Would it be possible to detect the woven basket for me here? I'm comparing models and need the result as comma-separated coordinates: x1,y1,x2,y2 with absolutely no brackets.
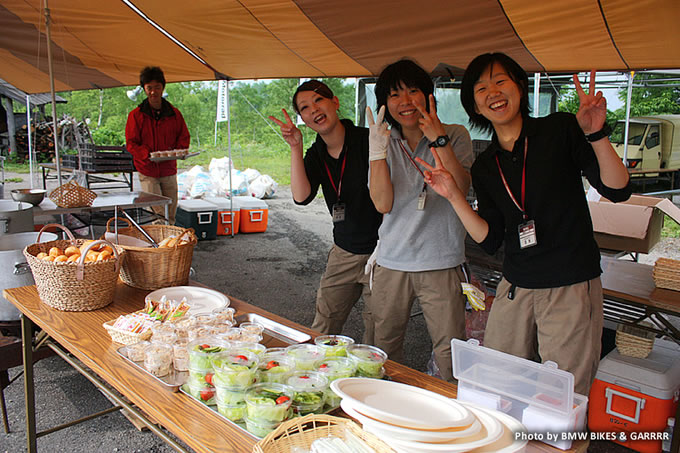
615,323,655,359
49,180,97,208
103,318,153,345
253,414,394,453
653,257,680,291
103,218,197,290
24,224,124,312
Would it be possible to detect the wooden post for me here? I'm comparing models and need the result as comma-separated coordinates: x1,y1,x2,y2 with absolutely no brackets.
1,96,17,157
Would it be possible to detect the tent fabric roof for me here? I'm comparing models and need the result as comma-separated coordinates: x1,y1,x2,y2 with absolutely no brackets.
1,0,679,94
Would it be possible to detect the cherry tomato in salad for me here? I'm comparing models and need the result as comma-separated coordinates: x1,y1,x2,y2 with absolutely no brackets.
200,389,215,401
266,360,279,370
319,363,328,369
200,344,210,350
204,373,214,385
275,396,290,405
235,355,248,362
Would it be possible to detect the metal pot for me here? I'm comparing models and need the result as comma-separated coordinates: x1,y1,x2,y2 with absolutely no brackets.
0,200,34,235
0,231,57,320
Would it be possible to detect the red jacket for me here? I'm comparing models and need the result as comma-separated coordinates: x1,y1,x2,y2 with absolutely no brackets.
125,99,190,178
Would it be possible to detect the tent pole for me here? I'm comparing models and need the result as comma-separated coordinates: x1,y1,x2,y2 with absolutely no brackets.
26,95,34,189
227,80,234,237
533,73,540,117
623,71,635,167
44,0,62,187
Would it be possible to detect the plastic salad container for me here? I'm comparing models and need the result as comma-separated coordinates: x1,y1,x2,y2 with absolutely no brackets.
286,344,324,371
314,335,355,357
245,383,295,428
211,349,259,389
286,371,328,416
314,357,357,408
257,354,295,384
347,344,387,378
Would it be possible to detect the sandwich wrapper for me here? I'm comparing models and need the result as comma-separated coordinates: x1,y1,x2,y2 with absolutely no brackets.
104,232,153,248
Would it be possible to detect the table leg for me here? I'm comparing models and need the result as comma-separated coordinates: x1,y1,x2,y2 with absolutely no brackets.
165,205,169,225
21,315,37,453
41,167,47,190
129,171,134,192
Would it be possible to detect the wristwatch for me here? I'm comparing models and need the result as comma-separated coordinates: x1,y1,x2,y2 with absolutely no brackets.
428,135,451,148
585,123,612,142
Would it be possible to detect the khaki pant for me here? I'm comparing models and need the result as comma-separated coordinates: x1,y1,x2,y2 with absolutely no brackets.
483,277,603,395
311,245,374,344
138,173,178,225
369,265,466,382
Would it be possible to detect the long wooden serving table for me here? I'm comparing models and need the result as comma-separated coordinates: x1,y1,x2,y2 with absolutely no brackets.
4,282,586,453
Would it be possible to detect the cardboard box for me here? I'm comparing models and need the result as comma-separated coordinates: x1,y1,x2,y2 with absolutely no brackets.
588,194,680,253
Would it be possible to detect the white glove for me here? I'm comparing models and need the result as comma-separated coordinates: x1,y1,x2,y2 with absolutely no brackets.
364,241,379,290
366,106,390,161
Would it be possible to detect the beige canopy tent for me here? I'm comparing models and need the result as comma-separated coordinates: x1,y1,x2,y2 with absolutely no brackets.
1,0,679,94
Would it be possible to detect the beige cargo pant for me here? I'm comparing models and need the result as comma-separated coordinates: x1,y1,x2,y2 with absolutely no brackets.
138,173,178,225
311,245,375,344
368,265,467,382
483,277,603,395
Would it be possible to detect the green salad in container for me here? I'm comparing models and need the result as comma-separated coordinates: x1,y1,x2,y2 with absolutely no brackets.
347,344,387,378
286,371,328,416
212,349,259,388
256,354,295,384
217,401,246,422
314,335,355,357
285,344,324,371
314,357,357,408
187,337,227,370
244,383,295,423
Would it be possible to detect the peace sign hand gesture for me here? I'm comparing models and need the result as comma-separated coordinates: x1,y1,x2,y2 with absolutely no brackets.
415,94,447,142
269,109,303,149
416,147,466,204
574,70,607,135
366,105,390,161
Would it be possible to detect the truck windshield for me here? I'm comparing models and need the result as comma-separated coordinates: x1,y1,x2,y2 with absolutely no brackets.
611,122,646,145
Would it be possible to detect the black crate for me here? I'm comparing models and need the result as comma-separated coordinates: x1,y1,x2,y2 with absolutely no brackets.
61,155,78,169
79,156,135,172
79,144,133,161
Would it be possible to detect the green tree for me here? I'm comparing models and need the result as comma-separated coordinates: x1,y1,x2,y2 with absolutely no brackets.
615,74,680,117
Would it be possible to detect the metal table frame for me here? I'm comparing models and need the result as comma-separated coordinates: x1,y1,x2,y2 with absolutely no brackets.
39,163,134,191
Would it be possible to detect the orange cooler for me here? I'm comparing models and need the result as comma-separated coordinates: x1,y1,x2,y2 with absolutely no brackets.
588,339,680,453
233,196,268,233
205,197,240,236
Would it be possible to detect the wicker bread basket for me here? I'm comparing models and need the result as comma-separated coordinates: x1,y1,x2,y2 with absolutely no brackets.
653,257,680,291
103,218,197,290
24,224,124,312
48,180,97,208
253,414,394,453
615,323,655,359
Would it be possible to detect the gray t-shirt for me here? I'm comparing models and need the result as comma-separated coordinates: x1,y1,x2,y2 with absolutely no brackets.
373,124,473,272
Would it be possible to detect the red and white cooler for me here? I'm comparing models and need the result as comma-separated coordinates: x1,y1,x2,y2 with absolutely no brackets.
588,338,680,453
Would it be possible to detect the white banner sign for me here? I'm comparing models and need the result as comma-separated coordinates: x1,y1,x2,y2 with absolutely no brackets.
216,80,229,122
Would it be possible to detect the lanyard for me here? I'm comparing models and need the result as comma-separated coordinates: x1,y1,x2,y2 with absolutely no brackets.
495,137,529,220
322,150,347,200
396,140,426,179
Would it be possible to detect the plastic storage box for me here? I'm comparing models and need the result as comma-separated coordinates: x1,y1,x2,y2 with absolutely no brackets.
205,196,240,236
589,338,680,453
233,196,268,233
176,199,217,241
451,338,588,450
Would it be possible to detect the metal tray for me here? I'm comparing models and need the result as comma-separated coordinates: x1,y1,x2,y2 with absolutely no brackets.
149,151,200,162
116,346,188,392
235,313,311,347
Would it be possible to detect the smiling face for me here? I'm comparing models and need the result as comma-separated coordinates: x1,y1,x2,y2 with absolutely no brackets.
295,90,341,135
473,63,524,133
386,82,426,131
143,80,164,110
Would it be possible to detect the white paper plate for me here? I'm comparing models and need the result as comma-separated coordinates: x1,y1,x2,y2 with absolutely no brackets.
145,286,230,315
464,402,528,453
331,378,474,430
373,404,504,453
341,399,482,443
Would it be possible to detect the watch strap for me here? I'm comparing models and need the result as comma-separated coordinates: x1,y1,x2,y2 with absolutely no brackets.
585,123,612,142
428,135,450,148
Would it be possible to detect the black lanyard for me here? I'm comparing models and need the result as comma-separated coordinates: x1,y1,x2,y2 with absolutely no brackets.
495,137,529,220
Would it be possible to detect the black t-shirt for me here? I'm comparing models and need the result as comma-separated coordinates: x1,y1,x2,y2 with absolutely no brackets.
296,119,382,255
472,113,632,288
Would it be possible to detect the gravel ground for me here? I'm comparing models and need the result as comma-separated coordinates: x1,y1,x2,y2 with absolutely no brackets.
3,170,677,452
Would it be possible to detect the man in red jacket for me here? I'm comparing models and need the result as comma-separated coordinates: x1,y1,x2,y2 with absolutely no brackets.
125,66,190,224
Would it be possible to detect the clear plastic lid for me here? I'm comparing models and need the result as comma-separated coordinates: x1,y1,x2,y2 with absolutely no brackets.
286,371,329,391
451,338,575,415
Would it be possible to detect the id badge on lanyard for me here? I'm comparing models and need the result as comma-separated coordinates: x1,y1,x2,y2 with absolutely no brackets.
496,137,537,249
332,203,346,222
323,151,347,223
417,184,427,210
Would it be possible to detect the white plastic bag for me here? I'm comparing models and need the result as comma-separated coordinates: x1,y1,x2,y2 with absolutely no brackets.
242,168,261,183
177,171,196,199
208,157,234,174
188,171,213,198
249,174,278,199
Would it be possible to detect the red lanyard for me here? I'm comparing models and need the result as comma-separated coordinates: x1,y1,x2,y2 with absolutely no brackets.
495,137,529,220
322,151,347,200
397,140,426,179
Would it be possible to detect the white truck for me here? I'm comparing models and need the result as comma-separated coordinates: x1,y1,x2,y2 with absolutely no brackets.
610,115,680,189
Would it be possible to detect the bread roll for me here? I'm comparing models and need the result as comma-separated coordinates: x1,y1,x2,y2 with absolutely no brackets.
49,247,63,257
37,252,48,259
67,254,81,263
64,246,80,257
54,255,69,263
158,236,173,248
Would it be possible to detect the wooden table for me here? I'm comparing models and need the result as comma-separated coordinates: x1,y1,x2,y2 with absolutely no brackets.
3,282,587,453
39,163,135,191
